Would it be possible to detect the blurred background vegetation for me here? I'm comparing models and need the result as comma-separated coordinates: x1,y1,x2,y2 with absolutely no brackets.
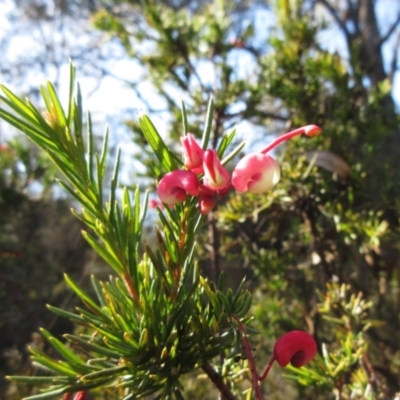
1,0,399,399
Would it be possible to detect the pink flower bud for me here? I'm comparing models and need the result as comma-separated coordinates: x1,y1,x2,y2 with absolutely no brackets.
157,170,200,205
149,199,164,209
73,391,88,400
203,150,230,190
273,330,317,368
63,391,91,400
198,194,216,215
303,125,322,137
181,133,204,174
232,153,280,193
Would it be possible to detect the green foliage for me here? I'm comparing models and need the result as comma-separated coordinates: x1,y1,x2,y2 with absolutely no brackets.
0,64,254,399
98,0,398,398
285,283,382,399
2,0,400,398
0,135,95,399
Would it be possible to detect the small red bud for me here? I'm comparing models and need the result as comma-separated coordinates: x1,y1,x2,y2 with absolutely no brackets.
149,198,164,209
303,125,321,137
73,391,88,400
198,194,216,215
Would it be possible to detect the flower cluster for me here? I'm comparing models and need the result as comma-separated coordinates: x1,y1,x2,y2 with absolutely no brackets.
157,125,321,214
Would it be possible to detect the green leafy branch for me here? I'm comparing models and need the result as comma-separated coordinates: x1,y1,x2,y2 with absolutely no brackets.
0,63,254,399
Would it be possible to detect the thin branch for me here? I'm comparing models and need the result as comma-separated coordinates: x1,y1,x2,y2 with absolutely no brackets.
241,45,261,59
232,316,264,400
388,33,400,83
201,361,238,400
302,209,331,282
379,12,400,46
316,0,351,42
345,0,354,12
316,0,346,30
208,193,221,286
361,353,388,399
345,0,360,36
225,109,287,122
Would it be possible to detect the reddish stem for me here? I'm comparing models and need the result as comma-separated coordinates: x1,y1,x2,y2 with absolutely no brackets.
258,355,276,381
123,273,138,302
232,316,264,400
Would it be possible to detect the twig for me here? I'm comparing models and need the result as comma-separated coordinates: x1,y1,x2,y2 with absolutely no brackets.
201,361,237,400
208,212,221,285
379,12,400,46
361,353,389,399
388,33,400,83
316,0,351,43
232,316,264,400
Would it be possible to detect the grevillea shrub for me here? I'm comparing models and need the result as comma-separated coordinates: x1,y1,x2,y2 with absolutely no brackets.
0,65,320,399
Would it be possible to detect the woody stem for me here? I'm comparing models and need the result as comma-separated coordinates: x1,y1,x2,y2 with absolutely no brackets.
232,316,264,400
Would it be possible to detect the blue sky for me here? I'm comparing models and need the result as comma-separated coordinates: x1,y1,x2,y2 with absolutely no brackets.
0,0,399,140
